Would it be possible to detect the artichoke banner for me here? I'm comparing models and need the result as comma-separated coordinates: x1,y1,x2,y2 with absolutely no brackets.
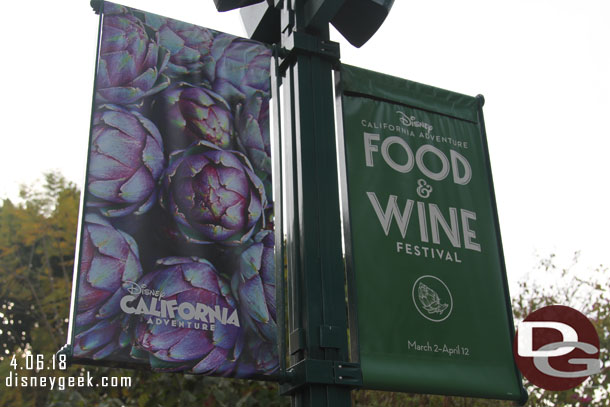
66,1,277,380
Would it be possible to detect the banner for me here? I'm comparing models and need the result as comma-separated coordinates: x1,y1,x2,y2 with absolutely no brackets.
337,65,526,400
66,1,277,379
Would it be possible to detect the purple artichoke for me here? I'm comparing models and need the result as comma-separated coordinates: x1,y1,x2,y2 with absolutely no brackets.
202,34,271,107
231,230,276,343
102,3,130,16
96,11,170,104
142,14,215,78
131,257,244,375
161,140,266,245
75,212,143,329
87,104,165,217
158,83,235,150
235,92,271,176
73,315,132,360
246,335,279,374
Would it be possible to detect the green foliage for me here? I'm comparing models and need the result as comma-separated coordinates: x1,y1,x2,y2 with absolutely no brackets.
43,369,288,407
352,391,513,406
0,172,79,407
0,172,79,357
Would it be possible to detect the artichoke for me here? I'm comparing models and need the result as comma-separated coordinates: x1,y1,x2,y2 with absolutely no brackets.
102,2,130,16
161,140,266,245
73,315,131,360
417,282,448,315
96,11,170,105
157,83,235,151
202,34,271,107
230,230,278,374
142,14,215,78
75,212,143,329
131,257,244,375
87,104,165,217
245,334,279,374
235,92,271,176
231,230,276,343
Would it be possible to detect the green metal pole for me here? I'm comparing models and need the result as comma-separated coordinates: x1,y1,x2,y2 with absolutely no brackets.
278,1,355,406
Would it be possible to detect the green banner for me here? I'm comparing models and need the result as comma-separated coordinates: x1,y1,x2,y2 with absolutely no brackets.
338,65,526,401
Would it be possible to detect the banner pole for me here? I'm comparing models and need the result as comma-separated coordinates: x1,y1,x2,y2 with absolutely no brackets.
277,1,357,406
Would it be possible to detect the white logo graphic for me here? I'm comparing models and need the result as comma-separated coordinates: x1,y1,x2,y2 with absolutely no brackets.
517,321,577,357
125,281,142,295
517,321,602,378
119,281,240,328
412,275,453,322
396,111,433,135
123,280,163,298
417,283,448,315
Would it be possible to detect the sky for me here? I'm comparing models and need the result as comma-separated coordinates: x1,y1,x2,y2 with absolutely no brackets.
1,0,609,292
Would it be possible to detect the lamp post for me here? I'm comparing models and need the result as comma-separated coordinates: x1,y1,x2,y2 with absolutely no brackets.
274,2,351,406
214,1,393,406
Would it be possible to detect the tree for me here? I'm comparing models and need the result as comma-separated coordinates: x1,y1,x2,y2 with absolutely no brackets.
0,172,79,406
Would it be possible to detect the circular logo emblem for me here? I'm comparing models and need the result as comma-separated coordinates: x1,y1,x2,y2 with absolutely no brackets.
514,305,601,391
412,275,453,322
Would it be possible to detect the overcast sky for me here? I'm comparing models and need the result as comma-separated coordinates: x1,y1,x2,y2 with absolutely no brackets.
1,0,608,291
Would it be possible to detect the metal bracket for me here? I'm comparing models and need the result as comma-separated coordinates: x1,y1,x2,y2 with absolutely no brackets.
91,0,103,14
280,3,294,34
334,362,363,386
279,360,362,395
279,31,340,73
289,328,306,355
319,325,347,349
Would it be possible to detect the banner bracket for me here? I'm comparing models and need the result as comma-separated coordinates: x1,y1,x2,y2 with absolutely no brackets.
319,325,347,349
90,0,102,14
289,328,306,355
279,31,340,73
279,360,362,395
